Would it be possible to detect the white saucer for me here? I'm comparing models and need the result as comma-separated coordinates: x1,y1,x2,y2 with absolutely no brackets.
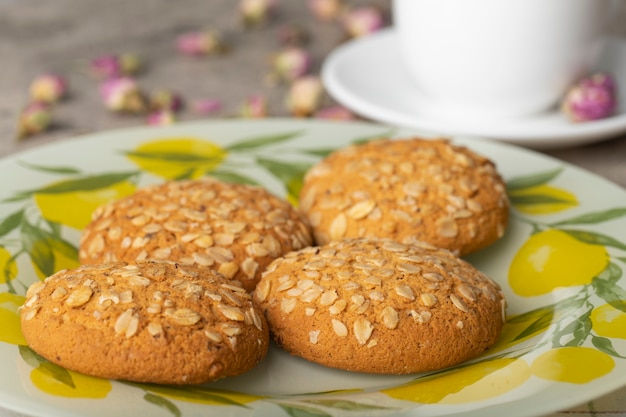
322,28,626,149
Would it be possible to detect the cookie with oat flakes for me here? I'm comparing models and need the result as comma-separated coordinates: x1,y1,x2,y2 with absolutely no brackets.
79,178,313,291
254,237,505,374
299,138,509,256
20,260,269,384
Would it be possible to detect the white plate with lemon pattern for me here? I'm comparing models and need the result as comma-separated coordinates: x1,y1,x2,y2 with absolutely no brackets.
1,119,626,417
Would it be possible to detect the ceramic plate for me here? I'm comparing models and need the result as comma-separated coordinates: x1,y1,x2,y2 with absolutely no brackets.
322,29,626,150
2,119,626,417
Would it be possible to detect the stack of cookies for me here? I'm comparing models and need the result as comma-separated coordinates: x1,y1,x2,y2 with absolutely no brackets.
20,137,509,383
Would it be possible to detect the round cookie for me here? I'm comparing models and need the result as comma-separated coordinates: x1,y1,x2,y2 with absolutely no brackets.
20,260,269,385
254,237,505,374
299,138,509,256
79,178,313,291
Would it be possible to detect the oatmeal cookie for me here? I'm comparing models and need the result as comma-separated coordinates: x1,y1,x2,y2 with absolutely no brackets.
254,237,505,374
20,260,269,384
299,138,509,256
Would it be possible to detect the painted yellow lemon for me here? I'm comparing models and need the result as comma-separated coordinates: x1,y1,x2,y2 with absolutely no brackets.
509,229,608,297
30,365,112,398
126,138,227,179
0,292,26,345
382,357,531,404
591,303,626,339
510,184,578,215
531,347,614,384
0,247,18,284
34,180,136,230
145,385,264,406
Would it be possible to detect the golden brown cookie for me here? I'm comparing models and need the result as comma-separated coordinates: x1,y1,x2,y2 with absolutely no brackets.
79,178,313,291
20,260,269,385
299,138,509,256
254,237,505,374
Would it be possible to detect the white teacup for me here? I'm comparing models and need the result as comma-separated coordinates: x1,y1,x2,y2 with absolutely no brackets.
393,0,613,120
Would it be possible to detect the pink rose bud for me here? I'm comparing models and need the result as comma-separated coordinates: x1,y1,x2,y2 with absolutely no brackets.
146,109,176,126
17,102,53,139
277,23,310,46
342,6,385,38
239,0,277,27
285,75,324,117
90,53,140,79
150,90,184,112
100,77,147,114
29,74,68,103
272,47,312,82
239,95,268,118
315,105,355,120
561,72,618,122
176,30,227,56
308,0,344,21
191,98,223,115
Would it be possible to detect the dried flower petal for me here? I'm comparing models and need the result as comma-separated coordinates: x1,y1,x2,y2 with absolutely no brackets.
315,105,355,120
90,53,140,79
150,90,184,112
272,47,312,82
239,95,268,118
29,74,68,103
285,75,324,117
239,0,277,27
561,72,618,122
308,0,344,21
147,109,176,126
17,102,52,139
100,77,147,114
342,6,385,38
277,23,310,46
176,30,227,56
191,98,223,115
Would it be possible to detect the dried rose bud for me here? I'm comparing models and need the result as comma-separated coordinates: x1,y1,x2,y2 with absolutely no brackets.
29,74,68,103
342,6,385,38
239,95,268,118
191,98,223,115
285,75,324,117
17,102,53,139
176,30,227,56
308,0,344,21
90,53,140,79
561,72,618,122
147,109,176,126
277,23,310,46
150,90,184,112
100,77,147,114
315,105,355,120
239,0,277,27
272,47,312,82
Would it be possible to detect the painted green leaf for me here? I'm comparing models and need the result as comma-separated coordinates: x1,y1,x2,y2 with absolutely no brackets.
19,346,75,388
616,256,626,264
144,393,182,417
552,207,626,226
123,150,222,163
303,399,392,411
208,170,260,185
298,148,336,158
14,171,138,197
596,262,623,285
226,131,303,152
509,194,572,206
512,309,555,342
0,209,24,237
506,167,563,191
553,309,592,348
591,336,626,359
277,403,333,417
18,160,81,175
593,266,626,313
256,157,311,183
125,383,251,408
561,229,626,251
